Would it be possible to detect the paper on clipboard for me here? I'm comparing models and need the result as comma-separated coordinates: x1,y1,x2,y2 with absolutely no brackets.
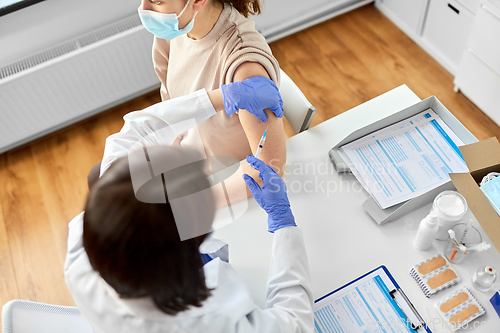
314,266,430,333
339,109,468,209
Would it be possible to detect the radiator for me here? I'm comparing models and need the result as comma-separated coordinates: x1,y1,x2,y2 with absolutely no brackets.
0,15,160,153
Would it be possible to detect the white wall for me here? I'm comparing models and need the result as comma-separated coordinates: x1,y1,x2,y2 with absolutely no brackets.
0,0,139,67
251,0,368,42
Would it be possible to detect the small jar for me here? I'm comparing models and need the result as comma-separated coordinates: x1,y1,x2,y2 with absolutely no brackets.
472,266,496,292
433,191,468,240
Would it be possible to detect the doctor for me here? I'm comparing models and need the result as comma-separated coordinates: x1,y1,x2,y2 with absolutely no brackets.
65,75,313,332
64,145,314,332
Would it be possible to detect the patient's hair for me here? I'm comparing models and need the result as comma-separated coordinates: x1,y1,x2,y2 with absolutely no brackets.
217,0,261,17
83,148,214,315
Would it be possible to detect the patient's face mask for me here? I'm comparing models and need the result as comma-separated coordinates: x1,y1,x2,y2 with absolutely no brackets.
480,172,500,215
138,0,197,40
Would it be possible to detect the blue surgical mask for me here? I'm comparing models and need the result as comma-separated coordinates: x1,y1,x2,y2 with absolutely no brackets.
480,172,500,215
138,0,197,40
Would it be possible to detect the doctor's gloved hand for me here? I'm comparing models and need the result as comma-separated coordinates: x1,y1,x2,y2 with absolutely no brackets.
242,155,296,233
221,76,283,122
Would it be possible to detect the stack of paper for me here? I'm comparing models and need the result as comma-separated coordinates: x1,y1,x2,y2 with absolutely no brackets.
339,109,468,209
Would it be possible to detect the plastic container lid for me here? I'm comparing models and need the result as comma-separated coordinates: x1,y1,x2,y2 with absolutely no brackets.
433,190,468,220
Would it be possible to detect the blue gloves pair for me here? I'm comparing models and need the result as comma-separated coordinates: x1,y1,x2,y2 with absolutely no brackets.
221,76,283,122
242,155,296,233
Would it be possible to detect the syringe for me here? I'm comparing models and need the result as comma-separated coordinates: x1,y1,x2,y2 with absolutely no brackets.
251,127,267,177
254,127,268,159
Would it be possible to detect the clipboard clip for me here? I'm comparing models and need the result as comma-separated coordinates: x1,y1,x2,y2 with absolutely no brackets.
390,288,425,331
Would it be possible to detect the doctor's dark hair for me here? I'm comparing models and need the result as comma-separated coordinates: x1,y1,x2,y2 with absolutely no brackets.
216,0,261,17
83,152,214,315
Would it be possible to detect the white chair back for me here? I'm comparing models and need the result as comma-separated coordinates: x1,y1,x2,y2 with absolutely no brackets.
279,69,316,133
2,300,94,333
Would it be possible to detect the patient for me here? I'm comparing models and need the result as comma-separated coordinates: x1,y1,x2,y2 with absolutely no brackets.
141,0,286,172
89,0,287,199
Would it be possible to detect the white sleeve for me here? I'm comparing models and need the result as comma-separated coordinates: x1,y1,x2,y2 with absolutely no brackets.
100,89,216,177
231,227,314,333
264,226,314,332
64,212,86,274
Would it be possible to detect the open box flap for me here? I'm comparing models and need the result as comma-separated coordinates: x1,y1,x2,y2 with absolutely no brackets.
459,137,500,173
450,172,500,252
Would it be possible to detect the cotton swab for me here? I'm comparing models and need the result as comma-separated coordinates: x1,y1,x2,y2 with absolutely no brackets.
465,242,491,252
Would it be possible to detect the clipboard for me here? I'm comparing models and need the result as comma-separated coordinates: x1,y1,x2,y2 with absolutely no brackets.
314,265,432,333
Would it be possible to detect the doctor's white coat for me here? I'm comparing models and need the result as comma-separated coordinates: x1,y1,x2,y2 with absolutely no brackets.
64,214,314,333
64,89,314,333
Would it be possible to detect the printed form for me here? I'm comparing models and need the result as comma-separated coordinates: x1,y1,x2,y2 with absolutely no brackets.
339,109,468,209
314,268,419,333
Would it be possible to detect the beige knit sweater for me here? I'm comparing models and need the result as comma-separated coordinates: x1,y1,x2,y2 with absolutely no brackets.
151,3,280,161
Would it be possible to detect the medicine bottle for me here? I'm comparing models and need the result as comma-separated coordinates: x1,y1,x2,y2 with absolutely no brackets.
472,266,496,292
414,210,439,251
432,191,468,240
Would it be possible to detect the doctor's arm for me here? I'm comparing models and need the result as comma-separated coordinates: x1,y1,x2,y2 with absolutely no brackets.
241,156,314,332
99,78,282,177
100,89,221,177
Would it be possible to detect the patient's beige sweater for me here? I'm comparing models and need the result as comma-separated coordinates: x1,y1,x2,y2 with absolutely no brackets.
152,3,280,161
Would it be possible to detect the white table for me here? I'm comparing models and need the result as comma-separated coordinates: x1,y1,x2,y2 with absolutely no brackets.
212,85,500,332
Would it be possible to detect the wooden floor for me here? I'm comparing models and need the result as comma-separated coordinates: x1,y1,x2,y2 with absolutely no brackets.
1,4,499,309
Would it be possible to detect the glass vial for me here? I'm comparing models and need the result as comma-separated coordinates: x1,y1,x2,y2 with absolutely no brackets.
472,266,496,292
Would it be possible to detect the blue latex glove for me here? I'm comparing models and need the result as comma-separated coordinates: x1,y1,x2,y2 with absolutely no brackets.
242,155,296,233
221,76,284,122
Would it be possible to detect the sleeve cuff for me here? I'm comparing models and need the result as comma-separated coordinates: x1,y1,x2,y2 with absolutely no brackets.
198,89,217,118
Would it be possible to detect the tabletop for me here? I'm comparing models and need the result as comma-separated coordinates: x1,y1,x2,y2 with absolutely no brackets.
212,85,500,332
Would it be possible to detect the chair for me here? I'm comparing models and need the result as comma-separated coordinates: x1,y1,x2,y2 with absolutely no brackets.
2,300,94,333
279,69,317,134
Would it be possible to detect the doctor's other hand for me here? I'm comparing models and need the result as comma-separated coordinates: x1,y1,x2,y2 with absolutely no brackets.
221,76,284,122
242,155,296,233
